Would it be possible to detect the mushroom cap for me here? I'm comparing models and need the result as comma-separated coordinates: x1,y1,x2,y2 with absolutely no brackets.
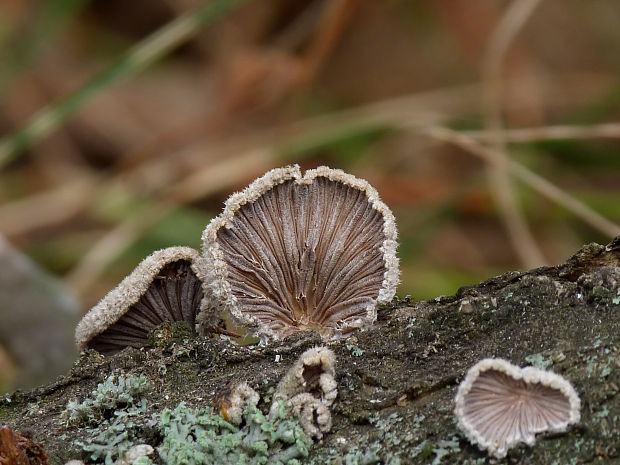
287,393,332,439
269,346,337,439
199,165,399,340
214,381,260,425
454,358,581,458
269,346,337,418
75,247,206,354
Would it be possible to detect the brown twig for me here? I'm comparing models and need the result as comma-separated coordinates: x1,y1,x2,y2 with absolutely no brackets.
65,151,274,298
425,127,620,238
1,75,614,239
297,0,361,86
0,176,100,236
482,0,545,268
463,122,620,143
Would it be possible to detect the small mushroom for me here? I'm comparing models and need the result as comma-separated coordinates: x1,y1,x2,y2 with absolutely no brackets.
75,247,206,355
269,347,337,439
269,346,337,436
214,380,260,425
116,444,154,465
199,165,399,339
286,393,332,439
455,358,581,458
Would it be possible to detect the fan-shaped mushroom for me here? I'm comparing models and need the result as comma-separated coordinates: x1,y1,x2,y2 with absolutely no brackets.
455,358,581,458
75,247,206,355
199,165,399,339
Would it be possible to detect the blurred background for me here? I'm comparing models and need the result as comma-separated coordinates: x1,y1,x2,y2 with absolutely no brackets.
1,0,619,392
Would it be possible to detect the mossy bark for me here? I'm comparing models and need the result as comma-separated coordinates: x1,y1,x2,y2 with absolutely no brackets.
1,238,619,464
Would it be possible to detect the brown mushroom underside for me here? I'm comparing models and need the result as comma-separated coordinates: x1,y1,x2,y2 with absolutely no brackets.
87,260,202,355
217,177,386,337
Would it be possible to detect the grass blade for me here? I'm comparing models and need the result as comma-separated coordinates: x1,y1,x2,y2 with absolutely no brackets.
0,0,250,169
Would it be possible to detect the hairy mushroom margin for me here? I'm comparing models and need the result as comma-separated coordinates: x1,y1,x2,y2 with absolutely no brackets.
199,165,399,340
75,247,206,354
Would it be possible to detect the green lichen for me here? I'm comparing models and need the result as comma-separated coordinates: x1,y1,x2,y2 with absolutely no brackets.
343,447,380,464
157,401,311,465
461,458,487,465
406,317,417,339
62,373,151,426
62,372,313,465
74,400,148,465
133,457,153,465
596,405,610,420
369,412,403,446
61,374,152,464
431,436,460,464
346,344,364,357
524,353,552,370
313,411,428,465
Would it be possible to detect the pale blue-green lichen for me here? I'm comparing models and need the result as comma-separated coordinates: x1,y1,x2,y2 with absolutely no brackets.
461,458,487,465
343,447,380,464
525,353,553,370
346,344,364,357
74,401,149,465
406,317,417,339
133,457,153,465
431,436,461,464
61,374,152,464
63,373,314,465
158,400,311,465
309,412,428,465
62,373,151,426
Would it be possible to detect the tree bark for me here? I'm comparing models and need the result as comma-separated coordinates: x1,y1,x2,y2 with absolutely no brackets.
1,237,619,464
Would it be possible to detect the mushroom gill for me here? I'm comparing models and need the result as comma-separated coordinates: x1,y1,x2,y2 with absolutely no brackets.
455,358,581,458
199,165,399,339
75,247,205,355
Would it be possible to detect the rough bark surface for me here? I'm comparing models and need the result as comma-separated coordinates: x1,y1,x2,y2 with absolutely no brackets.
1,238,619,465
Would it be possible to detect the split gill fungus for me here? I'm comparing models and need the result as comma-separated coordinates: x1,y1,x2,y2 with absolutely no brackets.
199,165,399,340
214,381,260,426
75,247,206,355
455,358,581,459
75,165,399,354
268,346,338,439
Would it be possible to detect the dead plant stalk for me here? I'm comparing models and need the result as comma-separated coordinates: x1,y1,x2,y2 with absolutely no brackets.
482,0,545,267
425,127,620,239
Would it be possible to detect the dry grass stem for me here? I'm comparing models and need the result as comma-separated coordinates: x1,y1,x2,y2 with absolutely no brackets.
426,127,620,238
65,152,274,298
65,202,177,298
463,122,620,143
298,0,361,85
1,75,613,244
0,0,249,168
482,0,545,268
0,176,99,236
